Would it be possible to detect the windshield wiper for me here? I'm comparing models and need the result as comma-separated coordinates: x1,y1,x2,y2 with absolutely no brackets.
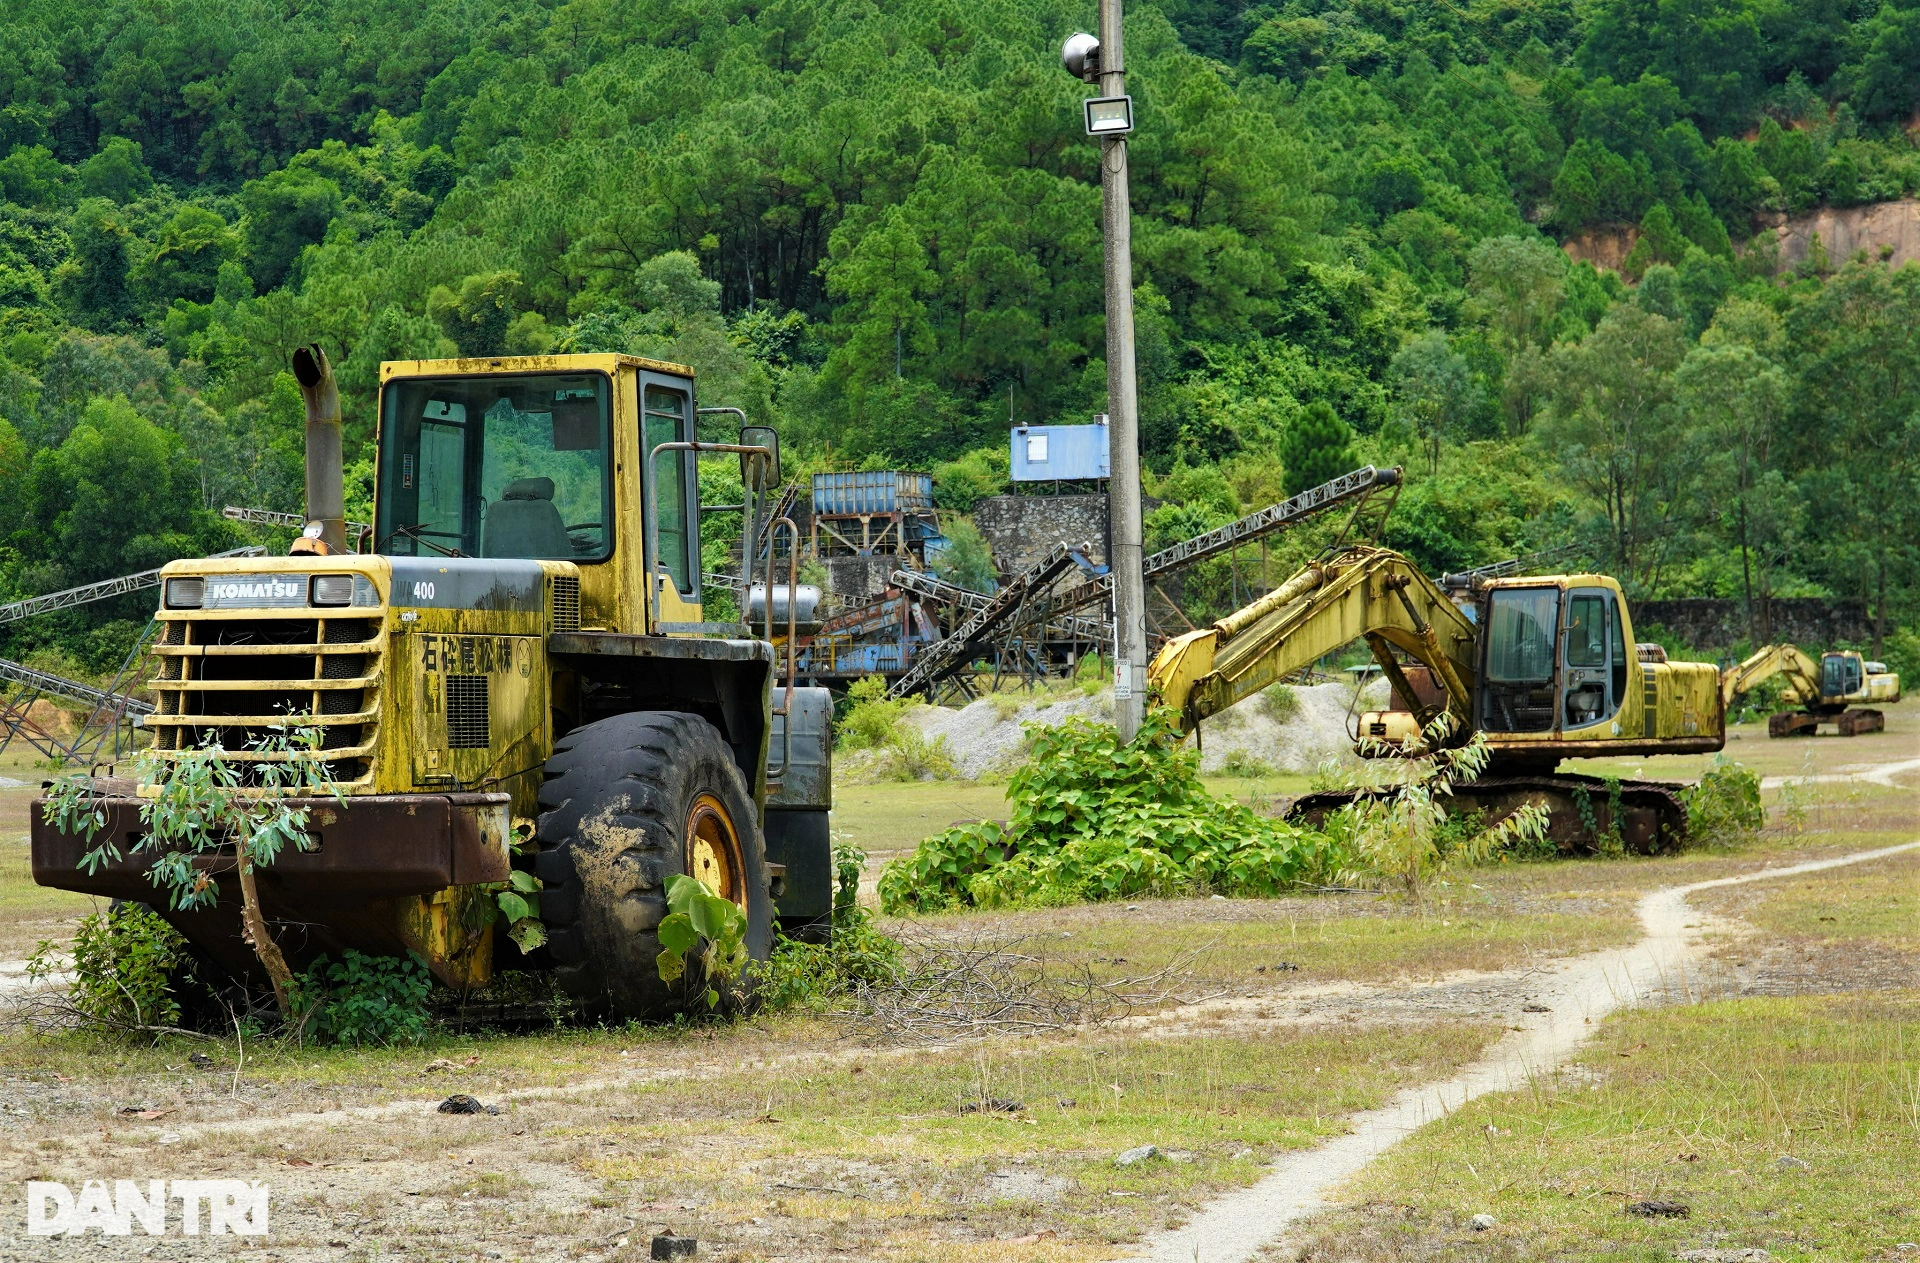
379,523,469,558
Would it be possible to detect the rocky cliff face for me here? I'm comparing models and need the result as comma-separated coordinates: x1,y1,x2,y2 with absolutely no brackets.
1763,200,1920,269
1563,199,1920,274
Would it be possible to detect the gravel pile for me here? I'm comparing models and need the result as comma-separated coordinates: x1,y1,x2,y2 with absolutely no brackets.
1192,678,1391,775
903,678,1392,779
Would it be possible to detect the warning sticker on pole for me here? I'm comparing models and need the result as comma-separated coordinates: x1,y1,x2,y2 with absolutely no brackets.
1113,660,1133,699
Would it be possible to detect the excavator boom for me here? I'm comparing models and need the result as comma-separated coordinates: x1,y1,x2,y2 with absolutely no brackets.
1150,547,1478,733
1721,643,1823,709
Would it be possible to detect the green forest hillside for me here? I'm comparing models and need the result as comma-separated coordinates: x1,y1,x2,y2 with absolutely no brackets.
0,0,1917,675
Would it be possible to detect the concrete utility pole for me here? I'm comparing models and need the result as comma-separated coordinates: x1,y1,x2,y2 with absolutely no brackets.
1065,1,1149,741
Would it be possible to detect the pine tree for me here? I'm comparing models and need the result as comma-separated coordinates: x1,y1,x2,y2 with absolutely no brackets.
1278,402,1355,496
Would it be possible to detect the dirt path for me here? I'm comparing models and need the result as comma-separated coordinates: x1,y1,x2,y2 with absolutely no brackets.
1116,839,1920,1263
1760,754,1920,789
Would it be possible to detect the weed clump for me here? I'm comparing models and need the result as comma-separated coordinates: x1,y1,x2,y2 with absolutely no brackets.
756,841,904,1009
291,950,433,1046
1682,756,1764,847
878,711,1349,912
1259,682,1299,721
1218,749,1277,778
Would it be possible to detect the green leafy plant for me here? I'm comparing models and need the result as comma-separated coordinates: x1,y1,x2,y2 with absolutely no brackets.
1570,777,1628,857
26,903,195,1037
44,726,342,1017
290,950,432,1046
494,869,547,950
879,710,1349,913
756,840,905,1011
1346,713,1550,905
656,873,750,1008
1682,756,1765,848
492,827,547,951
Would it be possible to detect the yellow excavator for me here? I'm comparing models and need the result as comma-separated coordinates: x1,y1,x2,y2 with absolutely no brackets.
1148,546,1724,852
1719,644,1901,737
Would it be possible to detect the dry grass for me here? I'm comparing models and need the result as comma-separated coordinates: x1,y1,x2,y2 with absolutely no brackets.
1693,848,1920,952
0,1019,1501,1259
1284,994,1920,1262
1282,829,1920,1262
0,841,94,957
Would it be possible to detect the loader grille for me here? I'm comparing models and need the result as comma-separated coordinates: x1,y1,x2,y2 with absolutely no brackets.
146,611,382,783
445,675,490,748
551,575,581,632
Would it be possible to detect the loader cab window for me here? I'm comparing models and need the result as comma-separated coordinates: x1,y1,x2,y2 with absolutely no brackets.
376,373,613,561
1563,589,1624,729
1481,587,1558,733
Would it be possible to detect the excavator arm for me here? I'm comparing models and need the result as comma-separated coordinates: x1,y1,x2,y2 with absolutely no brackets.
1148,547,1480,735
1720,644,1822,709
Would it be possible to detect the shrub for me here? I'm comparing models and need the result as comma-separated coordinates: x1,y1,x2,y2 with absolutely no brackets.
1683,756,1764,848
292,950,432,1046
878,711,1349,912
837,675,911,750
1259,683,1300,722
1344,714,1549,903
27,903,193,1035
837,675,958,781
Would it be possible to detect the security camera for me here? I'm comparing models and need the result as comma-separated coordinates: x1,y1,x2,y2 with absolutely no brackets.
1061,32,1101,82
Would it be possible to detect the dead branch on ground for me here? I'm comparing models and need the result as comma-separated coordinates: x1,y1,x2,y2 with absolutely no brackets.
836,927,1208,1044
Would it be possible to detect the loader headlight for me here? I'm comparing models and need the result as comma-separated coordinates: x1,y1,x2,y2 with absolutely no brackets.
310,574,355,607
164,578,204,609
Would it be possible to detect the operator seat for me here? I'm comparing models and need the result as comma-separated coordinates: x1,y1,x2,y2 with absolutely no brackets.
482,477,571,558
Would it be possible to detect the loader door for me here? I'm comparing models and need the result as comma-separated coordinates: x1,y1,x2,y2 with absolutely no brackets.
639,373,699,602
1562,588,1624,730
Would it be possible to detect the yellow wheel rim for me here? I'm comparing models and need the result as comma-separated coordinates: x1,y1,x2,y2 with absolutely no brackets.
685,793,746,911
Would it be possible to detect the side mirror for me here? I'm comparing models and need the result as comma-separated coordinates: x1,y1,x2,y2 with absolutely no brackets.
739,425,781,491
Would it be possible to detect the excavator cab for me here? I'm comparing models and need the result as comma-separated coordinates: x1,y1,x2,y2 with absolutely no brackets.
1562,587,1630,731
1477,585,1630,735
1821,651,1864,699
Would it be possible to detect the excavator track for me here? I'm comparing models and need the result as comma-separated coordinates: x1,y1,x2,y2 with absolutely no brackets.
1287,772,1689,856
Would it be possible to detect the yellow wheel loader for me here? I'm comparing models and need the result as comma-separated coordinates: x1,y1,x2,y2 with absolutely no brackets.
1720,644,1901,737
31,350,834,1021
1148,546,1725,853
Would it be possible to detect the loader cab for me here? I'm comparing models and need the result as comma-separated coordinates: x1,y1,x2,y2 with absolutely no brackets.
374,355,703,633
1477,582,1629,735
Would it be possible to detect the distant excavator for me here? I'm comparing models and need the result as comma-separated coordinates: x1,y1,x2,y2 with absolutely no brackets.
1719,644,1901,737
1147,545,1723,853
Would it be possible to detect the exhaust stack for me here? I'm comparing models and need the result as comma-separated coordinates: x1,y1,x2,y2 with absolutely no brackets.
290,344,347,554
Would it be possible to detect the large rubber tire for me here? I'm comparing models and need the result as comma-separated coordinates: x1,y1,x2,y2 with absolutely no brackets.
533,711,774,1021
